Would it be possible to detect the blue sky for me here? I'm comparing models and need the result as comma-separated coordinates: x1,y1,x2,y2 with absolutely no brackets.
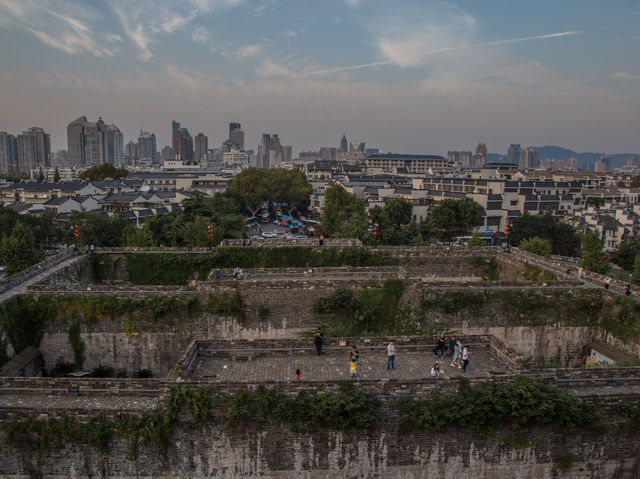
0,0,639,156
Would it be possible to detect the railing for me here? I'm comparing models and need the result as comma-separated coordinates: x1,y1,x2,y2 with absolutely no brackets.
0,251,74,295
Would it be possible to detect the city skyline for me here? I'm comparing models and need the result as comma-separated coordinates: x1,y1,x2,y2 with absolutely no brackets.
0,0,639,155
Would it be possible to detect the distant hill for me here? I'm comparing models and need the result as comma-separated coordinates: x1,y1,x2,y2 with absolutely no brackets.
487,146,640,169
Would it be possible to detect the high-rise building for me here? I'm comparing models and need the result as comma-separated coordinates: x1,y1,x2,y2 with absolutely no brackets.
507,144,521,165
568,157,578,170
17,127,51,174
0,132,18,174
229,122,241,137
125,141,137,165
171,121,181,139
350,141,365,153
520,147,538,170
282,145,292,163
319,147,336,160
161,146,173,162
104,124,124,165
475,143,488,162
339,134,348,152
67,116,87,166
626,156,640,168
194,133,208,163
229,123,244,151
138,131,157,163
67,116,122,166
594,155,611,173
172,128,193,162
258,133,286,168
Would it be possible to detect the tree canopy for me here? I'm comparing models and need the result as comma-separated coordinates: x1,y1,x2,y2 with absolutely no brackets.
519,237,552,257
613,236,640,271
78,164,128,181
0,222,45,276
581,232,609,274
430,198,484,238
322,184,368,238
510,212,580,256
231,168,312,215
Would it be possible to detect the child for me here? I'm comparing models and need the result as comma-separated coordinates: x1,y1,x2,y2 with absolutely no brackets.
349,345,359,377
295,369,302,381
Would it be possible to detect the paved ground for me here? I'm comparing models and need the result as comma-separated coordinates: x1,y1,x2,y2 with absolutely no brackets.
0,254,85,303
191,349,511,381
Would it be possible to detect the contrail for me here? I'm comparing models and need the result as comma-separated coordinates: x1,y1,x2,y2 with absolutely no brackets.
304,30,580,76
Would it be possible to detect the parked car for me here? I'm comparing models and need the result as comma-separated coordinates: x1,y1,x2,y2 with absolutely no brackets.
250,235,265,240
261,232,278,239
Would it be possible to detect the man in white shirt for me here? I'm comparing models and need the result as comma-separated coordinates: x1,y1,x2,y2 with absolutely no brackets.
387,342,396,370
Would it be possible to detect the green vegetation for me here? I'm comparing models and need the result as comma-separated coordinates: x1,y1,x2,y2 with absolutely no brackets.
221,382,379,430
78,164,128,181
4,386,210,457
0,292,244,363
613,236,640,271
313,280,427,336
0,221,45,276
466,231,486,247
510,212,580,256
119,247,396,284
519,237,552,258
581,232,609,274
523,264,557,282
396,377,602,436
429,198,484,240
322,183,369,239
231,168,312,216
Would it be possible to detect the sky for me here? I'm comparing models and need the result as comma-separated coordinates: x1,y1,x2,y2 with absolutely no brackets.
0,0,639,157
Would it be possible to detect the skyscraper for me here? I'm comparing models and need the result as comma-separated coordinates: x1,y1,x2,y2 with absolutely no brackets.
125,141,137,165
475,143,488,161
172,128,193,162
67,116,87,166
0,132,18,174
194,133,208,163
339,134,348,152
507,144,521,165
229,123,244,151
67,116,122,166
138,131,157,163
350,141,365,153
16,127,50,174
172,121,181,139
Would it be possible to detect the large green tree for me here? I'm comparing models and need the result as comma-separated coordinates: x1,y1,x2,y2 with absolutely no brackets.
613,236,640,271
430,198,484,238
519,237,552,257
231,168,269,215
510,212,580,256
581,232,609,274
322,184,368,238
68,212,134,247
0,222,45,276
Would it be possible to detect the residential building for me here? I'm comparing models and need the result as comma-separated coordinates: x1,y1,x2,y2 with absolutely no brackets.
17,127,51,174
138,131,157,164
161,146,173,162
507,144,521,165
172,128,193,162
66,116,122,166
0,132,18,174
194,133,208,163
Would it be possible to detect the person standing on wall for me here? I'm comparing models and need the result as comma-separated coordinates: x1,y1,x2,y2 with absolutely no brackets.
625,284,631,296
387,341,396,370
314,327,324,356
349,345,360,377
451,339,462,368
462,345,471,373
437,333,446,358
448,336,457,359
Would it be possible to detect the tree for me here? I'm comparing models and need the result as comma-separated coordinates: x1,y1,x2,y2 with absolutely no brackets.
613,236,640,271
124,227,156,247
467,231,486,247
68,212,134,247
231,168,269,215
0,222,45,275
53,167,61,183
430,198,484,238
633,255,640,285
322,184,367,238
78,164,128,181
581,232,609,274
510,212,580,256
519,237,552,257
384,198,413,226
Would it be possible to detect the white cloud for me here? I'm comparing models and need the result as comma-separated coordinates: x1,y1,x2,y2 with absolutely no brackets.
344,0,362,8
237,43,264,59
0,0,120,57
612,72,640,80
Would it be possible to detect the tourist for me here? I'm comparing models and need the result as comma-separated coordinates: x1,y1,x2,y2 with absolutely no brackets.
387,341,396,370
462,345,471,373
578,266,584,279
625,284,631,296
295,369,303,381
430,362,441,378
604,277,611,290
349,345,360,377
451,339,462,368
448,336,457,358
314,327,324,356
437,333,446,358
319,234,324,246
